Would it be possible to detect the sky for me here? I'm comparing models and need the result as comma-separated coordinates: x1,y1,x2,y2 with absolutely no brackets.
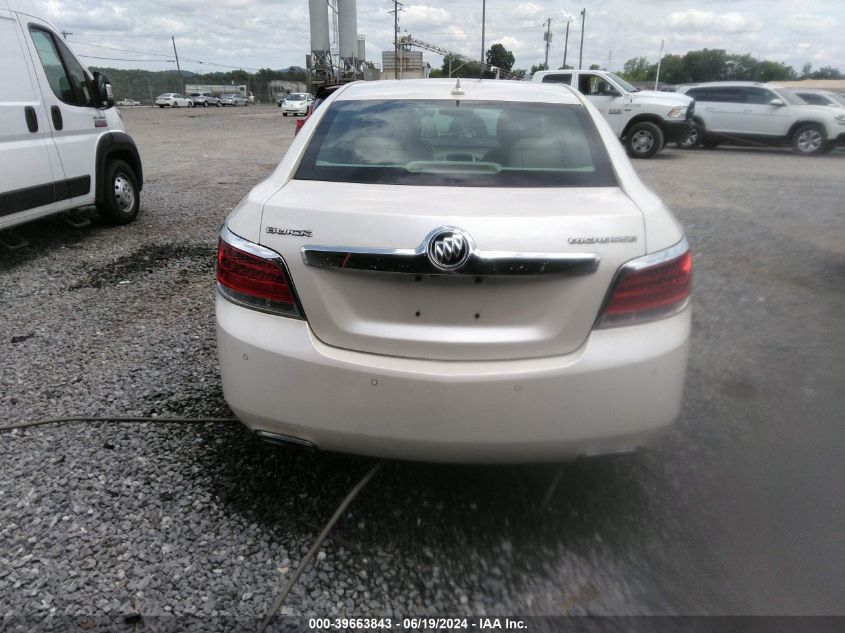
20,0,845,75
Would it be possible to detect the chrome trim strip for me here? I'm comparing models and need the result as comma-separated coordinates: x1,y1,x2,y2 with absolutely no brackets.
301,229,600,277
622,234,690,271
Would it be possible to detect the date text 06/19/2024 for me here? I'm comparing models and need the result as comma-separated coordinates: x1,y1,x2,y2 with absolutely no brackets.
308,617,527,630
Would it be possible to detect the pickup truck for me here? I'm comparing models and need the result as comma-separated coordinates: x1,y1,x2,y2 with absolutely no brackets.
531,69,694,158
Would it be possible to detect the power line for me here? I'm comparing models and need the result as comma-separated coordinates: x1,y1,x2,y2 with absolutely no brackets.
70,38,265,72
69,40,174,58
79,55,174,62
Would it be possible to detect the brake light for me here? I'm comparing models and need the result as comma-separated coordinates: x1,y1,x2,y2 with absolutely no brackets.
216,227,302,318
597,240,691,328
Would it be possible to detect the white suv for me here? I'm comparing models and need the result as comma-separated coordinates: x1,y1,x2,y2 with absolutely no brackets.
677,82,845,154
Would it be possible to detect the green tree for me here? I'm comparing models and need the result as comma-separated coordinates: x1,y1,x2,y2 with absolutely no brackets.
589,63,601,70
800,63,812,79
724,54,757,81
510,68,527,79
428,68,444,78
755,60,797,82
682,48,728,82
810,66,843,79
530,63,548,75
441,54,482,78
621,56,653,82
654,54,688,84
486,43,515,72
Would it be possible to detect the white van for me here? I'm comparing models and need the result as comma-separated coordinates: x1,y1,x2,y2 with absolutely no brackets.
0,1,143,236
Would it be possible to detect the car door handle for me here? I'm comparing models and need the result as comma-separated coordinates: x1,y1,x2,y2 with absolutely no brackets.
24,106,38,133
51,105,63,130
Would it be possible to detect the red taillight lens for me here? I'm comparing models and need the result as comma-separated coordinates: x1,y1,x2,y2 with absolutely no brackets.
598,248,691,327
217,238,301,318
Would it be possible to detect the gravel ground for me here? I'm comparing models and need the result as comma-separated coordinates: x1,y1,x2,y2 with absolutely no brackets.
1,105,843,631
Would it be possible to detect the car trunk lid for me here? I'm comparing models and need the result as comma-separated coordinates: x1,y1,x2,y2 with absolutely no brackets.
259,180,645,361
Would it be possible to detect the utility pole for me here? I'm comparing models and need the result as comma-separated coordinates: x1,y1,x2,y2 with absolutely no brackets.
171,36,184,94
480,0,487,76
654,39,665,90
578,9,586,70
543,18,552,69
388,0,403,79
563,20,570,68
61,30,72,40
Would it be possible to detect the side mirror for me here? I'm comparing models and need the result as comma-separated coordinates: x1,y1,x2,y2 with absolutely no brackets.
768,98,784,107
92,71,114,108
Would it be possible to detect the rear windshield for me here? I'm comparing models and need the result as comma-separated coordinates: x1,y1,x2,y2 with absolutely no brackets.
295,99,616,188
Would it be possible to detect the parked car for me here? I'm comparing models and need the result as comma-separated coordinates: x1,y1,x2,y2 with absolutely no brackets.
116,98,141,107
788,89,845,110
281,92,313,116
294,85,343,135
220,93,247,107
531,69,694,158
0,6,143,233
155,93,192,108
216,79,692,462
676,82,845,154
189,92,220,107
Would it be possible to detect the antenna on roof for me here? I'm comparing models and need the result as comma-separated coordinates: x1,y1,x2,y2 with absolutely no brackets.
451,77,464,107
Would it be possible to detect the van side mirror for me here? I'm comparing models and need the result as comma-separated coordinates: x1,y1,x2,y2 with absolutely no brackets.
92,71,115,109
768,98,784,107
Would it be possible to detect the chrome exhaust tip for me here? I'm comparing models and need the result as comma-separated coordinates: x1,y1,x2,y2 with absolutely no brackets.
255,430,315,448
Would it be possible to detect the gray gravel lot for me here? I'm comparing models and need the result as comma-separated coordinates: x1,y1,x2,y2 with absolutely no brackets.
1,105,843,629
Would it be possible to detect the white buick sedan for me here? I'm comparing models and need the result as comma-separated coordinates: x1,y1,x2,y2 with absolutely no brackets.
216,79,692,463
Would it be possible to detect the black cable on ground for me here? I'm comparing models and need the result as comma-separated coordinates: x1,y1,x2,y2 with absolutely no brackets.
257,462,383,633
0,416,238,432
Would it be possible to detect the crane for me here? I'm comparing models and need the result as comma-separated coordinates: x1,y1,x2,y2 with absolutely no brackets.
398,34,521,80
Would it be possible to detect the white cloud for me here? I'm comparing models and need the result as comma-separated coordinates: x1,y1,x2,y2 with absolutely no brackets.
781,14,838,33
667,9,760,34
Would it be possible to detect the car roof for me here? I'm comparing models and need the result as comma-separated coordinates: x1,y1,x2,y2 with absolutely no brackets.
680,81,767,89
335,79,583,105
788,88,835,95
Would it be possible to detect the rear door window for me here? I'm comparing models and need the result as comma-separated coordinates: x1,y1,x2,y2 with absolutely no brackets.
745,87,778,105
541,73,572,84
295,99,616,188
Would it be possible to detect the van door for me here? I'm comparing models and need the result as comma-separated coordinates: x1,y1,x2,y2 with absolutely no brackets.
0,10,65,228
22,19,102,209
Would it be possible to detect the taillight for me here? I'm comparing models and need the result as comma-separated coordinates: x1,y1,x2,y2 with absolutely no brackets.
216,225,302,318
596,238,691,328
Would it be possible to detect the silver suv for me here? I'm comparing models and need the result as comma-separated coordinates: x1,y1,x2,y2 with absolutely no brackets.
677,82,845,155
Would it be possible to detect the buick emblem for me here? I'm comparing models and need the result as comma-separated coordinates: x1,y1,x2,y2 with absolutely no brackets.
426,228,472,271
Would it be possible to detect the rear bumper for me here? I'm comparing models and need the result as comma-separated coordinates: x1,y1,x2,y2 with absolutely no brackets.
216,294,690,463
661,120,694,143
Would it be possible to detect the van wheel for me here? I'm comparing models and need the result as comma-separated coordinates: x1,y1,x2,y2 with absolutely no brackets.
97,159,140,225
791,124,826,155
626,122,664,158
